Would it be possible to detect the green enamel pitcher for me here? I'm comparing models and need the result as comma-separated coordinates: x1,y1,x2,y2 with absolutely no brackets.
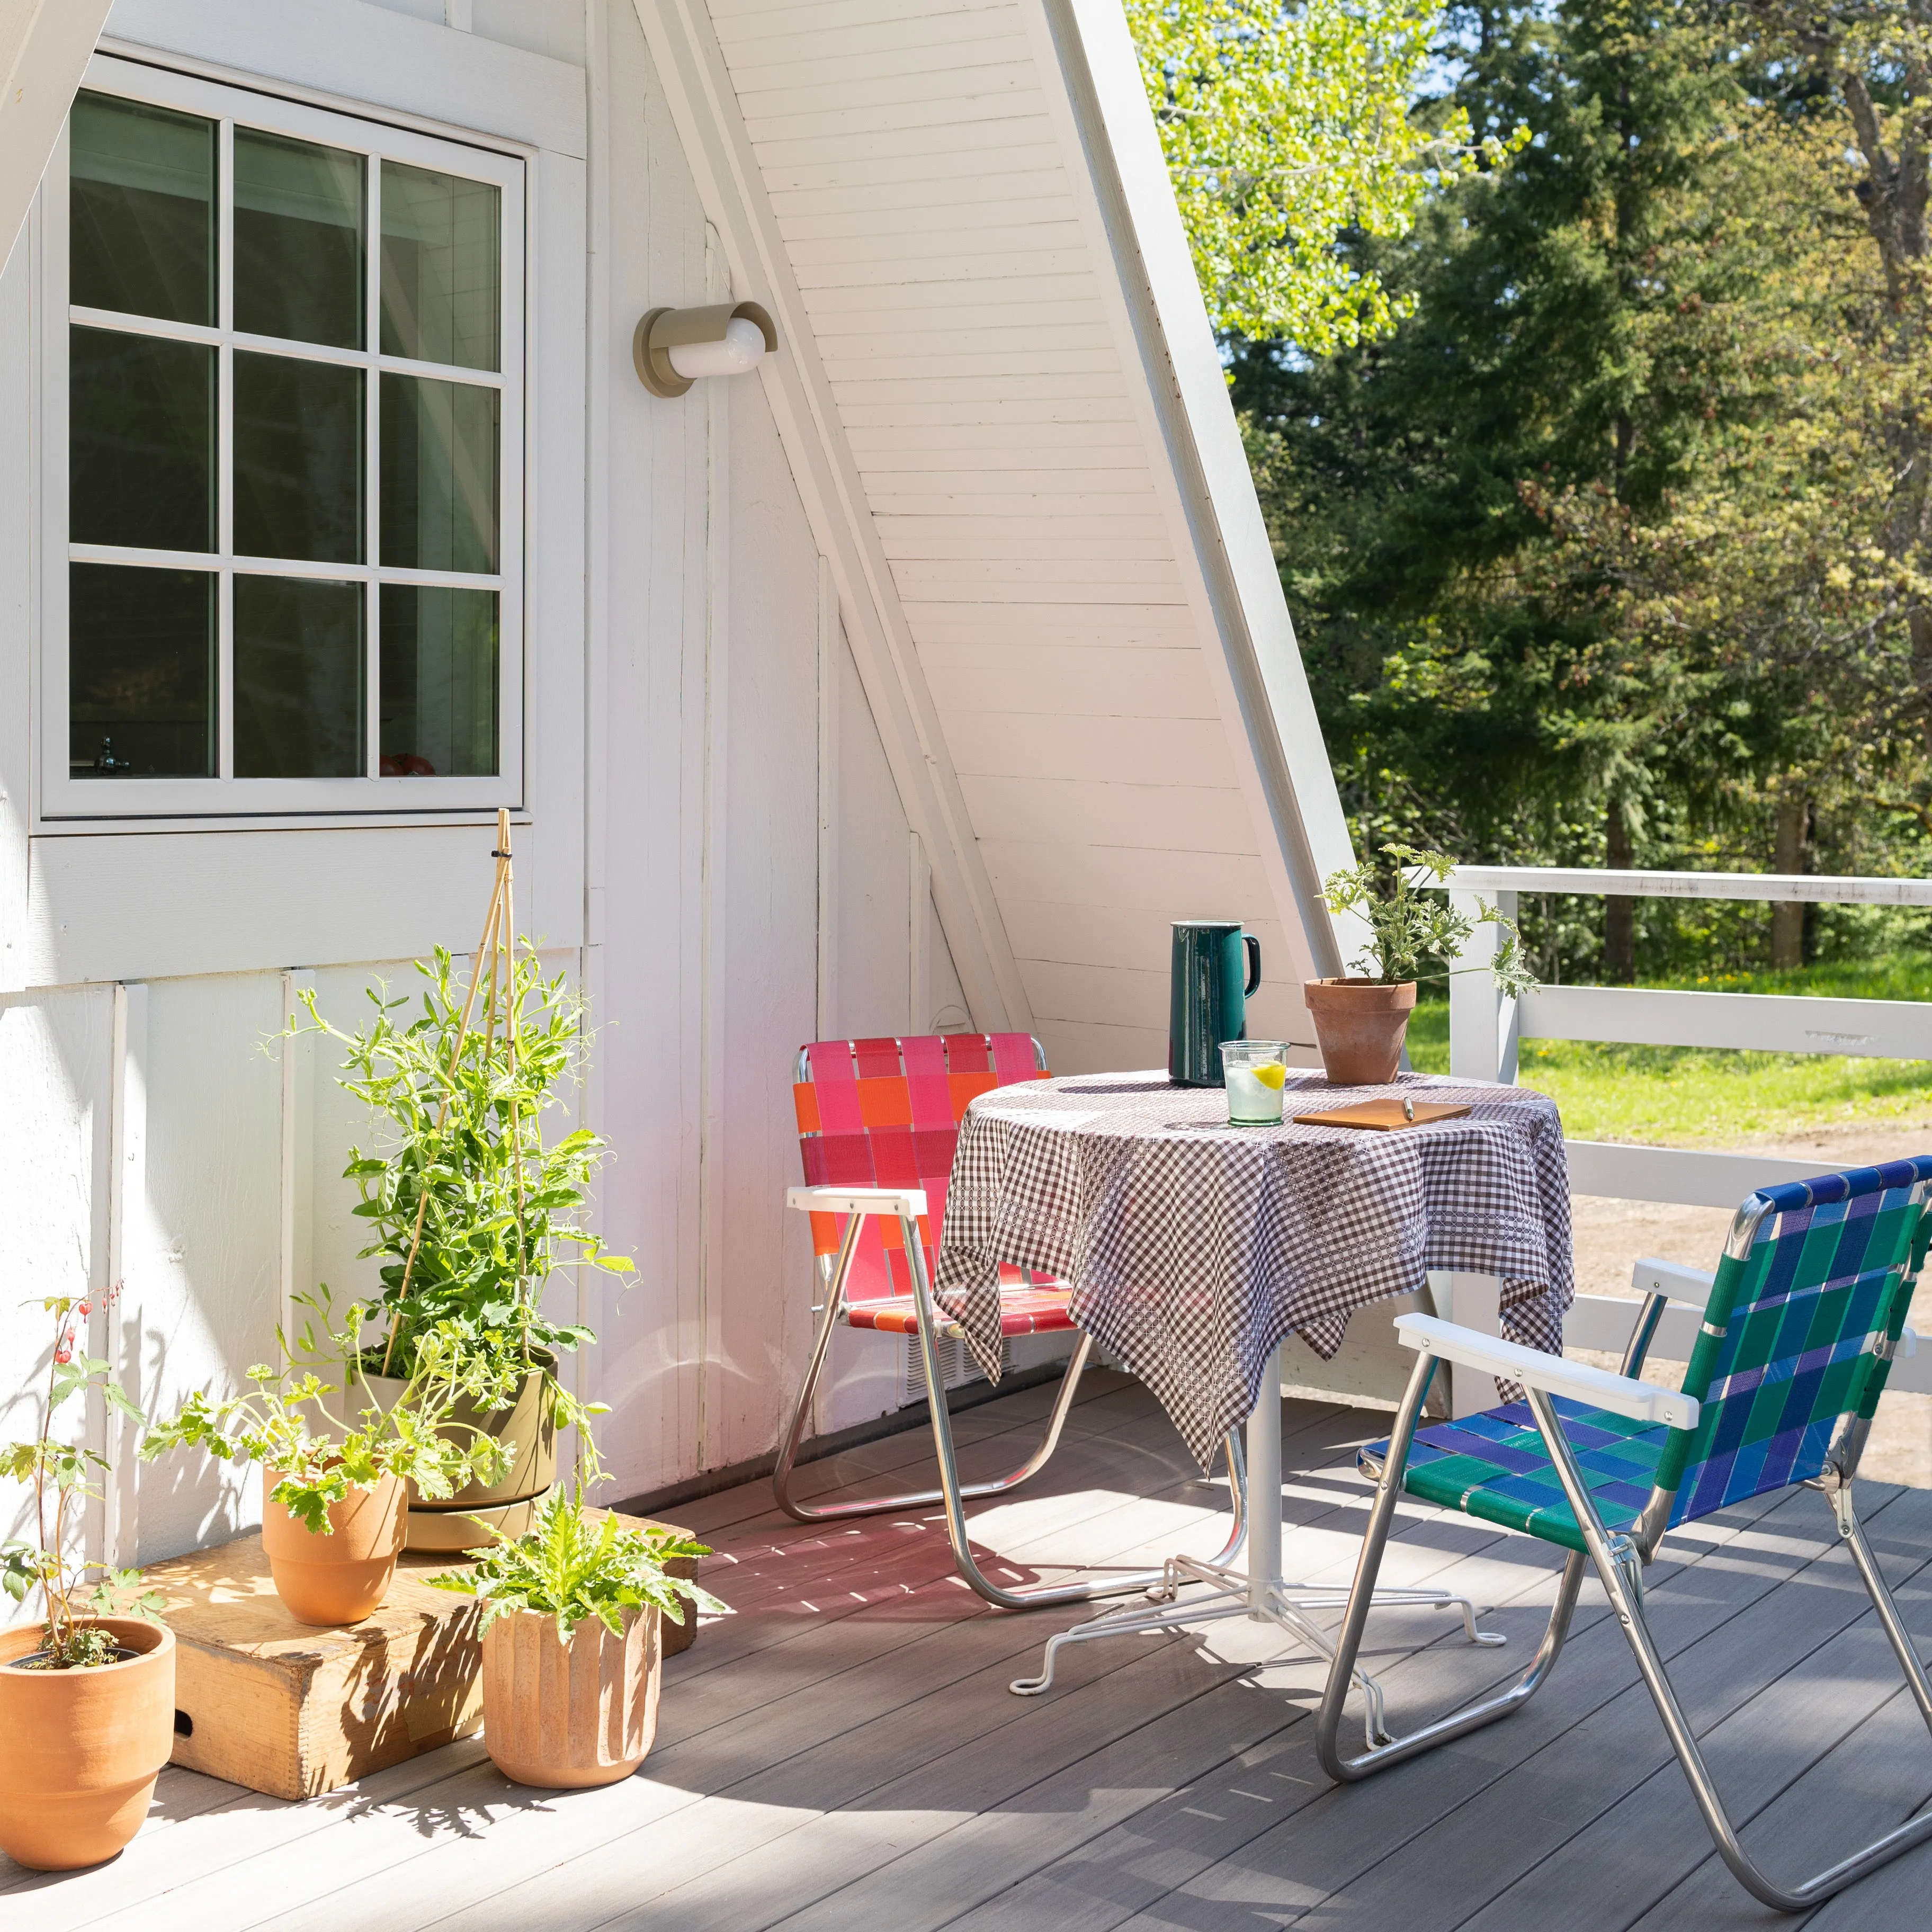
1169,920,1261,1086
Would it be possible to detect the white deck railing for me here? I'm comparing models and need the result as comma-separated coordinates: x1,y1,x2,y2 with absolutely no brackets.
1444,864,1932,1389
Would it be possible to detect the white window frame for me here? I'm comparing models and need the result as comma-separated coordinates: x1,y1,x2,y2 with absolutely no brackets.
39,53,527,821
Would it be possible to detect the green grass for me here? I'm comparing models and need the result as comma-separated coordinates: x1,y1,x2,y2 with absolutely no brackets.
1406,959,1932,1148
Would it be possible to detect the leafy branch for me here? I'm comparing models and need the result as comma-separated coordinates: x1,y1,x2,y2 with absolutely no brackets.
139,1290,512,1535
1322,843,1539,996
289,944,632,1433
429,1485,728,1646
2,1287,161,1669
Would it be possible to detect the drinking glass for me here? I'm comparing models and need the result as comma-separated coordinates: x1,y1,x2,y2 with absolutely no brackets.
1221,1040,1290,1124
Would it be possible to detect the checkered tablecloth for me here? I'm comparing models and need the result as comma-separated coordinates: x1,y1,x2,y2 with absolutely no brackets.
933,1069,1573,1469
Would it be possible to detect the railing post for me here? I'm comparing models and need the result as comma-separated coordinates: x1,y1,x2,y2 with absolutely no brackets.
1449,889,1517,1086
1441,889,1518,1416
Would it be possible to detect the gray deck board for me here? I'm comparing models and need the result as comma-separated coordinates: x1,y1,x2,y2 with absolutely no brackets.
7,1378,1932,1930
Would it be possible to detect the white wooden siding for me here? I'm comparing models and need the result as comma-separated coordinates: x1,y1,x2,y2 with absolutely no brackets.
706,0,1329,1070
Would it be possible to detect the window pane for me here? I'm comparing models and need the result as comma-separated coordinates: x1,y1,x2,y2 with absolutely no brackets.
70,92,215,326
380,374,497,572
234,129,365,350
380,162,499,370
234,351,364,564
380,585,497,775
235,576,365,777
70,326,214,553
70,564,214,777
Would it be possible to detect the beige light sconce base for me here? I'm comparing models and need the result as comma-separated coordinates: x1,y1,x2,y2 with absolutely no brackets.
633,300,778,399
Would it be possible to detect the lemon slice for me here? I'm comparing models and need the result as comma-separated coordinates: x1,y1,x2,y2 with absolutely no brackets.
1252,1063,1288,1090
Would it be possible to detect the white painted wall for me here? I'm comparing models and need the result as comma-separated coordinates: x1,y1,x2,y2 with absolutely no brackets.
0,0,944,1614
3,0,1340,1596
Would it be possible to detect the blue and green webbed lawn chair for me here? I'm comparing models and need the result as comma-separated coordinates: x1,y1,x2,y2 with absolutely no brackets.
1316,1159,1932,1913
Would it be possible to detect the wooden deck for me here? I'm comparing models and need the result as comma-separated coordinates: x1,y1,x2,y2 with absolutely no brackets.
8,1369,1932,1929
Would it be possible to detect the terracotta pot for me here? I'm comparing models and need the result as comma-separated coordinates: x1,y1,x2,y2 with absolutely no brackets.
261,1468,407,1625
481,1603,661,1788
363,1358,558,1552
0,1617,175,1870
1302,978,1418,1086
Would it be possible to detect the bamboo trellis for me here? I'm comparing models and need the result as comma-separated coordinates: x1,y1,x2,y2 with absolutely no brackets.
379,808,530,1374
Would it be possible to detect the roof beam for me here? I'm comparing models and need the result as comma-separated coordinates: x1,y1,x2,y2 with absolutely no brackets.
1025,0,1354,981
0,1,112,269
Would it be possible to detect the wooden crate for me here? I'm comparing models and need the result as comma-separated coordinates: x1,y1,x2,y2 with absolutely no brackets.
146,1512,700,1799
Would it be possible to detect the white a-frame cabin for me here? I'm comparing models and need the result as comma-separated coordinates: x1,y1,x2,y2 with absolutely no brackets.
0,0,1352,1557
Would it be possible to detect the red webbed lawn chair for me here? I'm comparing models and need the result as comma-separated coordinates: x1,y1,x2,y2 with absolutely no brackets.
777,1032,1244,1609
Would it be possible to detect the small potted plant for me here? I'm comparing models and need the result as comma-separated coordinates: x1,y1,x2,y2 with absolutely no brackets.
430,1488,722,1788
1,1289,173,1871
292,939,631,1551
1310,844,1537,1084
140,1293,508,1625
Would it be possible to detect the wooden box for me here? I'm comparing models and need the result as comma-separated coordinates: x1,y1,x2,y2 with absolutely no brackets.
146,1512,700,1799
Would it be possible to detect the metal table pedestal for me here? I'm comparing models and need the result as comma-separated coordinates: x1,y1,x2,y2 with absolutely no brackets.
1010,1343,1503,1725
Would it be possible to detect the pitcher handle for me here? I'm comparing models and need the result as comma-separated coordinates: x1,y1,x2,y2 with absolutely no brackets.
1244,934,1262,996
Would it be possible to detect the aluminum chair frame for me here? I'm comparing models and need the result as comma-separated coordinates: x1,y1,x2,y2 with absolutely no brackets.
775,1181,1247,1612
1314,1168,1932,1914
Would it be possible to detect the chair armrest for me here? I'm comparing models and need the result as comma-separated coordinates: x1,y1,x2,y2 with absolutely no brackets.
786,1184,928,1218
1394,1313,1700,1431
1631,1257,1716,1307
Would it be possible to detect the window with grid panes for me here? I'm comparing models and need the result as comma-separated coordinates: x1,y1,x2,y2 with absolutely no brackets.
51,69,523,813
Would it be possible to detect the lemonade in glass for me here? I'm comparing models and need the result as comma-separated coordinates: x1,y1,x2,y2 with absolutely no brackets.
1221,1040,1290,1124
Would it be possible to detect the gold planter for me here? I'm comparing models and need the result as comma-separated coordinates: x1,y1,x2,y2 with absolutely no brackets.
363,1358,558,1552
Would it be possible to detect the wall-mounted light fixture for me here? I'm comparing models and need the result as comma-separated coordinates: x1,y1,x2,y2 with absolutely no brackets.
633,300,777,399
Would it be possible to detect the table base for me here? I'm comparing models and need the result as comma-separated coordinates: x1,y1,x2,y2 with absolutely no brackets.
1008,1342,1506,1738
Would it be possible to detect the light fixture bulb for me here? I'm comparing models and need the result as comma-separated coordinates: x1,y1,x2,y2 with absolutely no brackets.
666,315,767,380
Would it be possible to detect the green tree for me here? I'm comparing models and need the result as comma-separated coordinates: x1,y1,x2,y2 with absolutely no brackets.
1129,0,1518,346
1232,1,1874,978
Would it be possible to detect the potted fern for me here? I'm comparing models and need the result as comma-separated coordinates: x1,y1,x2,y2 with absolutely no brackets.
1,1288,173,1871
293,937,632,1551
1311,844,1537,1084
140,1293,508,1624
430,1489,721,1787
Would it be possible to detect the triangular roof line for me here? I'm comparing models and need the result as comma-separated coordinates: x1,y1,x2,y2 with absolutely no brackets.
639,0,1352,1063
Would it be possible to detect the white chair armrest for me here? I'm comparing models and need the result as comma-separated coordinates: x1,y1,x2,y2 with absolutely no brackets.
1394,1313,1700,1431
785,1184,928,1218
1631,1257,1716,1307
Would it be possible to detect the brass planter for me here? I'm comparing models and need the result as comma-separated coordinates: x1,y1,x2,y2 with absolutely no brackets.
363,1358,558,1552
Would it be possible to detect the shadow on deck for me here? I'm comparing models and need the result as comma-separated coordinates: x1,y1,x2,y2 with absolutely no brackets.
7,1370,1932,1929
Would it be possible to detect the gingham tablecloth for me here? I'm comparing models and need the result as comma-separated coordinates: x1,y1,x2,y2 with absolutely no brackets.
933,1069,1573,1469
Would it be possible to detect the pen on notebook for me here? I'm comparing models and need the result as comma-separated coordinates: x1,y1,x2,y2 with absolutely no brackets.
1402,1095,1415,1122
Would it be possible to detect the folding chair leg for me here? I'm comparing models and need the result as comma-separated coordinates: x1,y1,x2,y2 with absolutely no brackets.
1833,1482,1932,1741
1534,1392,1932,1913
771,1205,1101,1526
1317,1352,1584,1780
905,1217,1238,1609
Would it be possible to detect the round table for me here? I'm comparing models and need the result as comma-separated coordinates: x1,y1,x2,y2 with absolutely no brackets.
931,1067,1568,1698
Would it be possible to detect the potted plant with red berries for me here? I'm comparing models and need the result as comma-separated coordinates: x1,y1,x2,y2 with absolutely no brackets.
1,1287,174,1872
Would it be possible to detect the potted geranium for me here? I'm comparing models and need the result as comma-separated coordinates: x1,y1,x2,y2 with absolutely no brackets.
292,940,632,1551
140,1292,508,1625
1,1288,173,1871
430,1488,722,1788
1310,844,1537,1084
